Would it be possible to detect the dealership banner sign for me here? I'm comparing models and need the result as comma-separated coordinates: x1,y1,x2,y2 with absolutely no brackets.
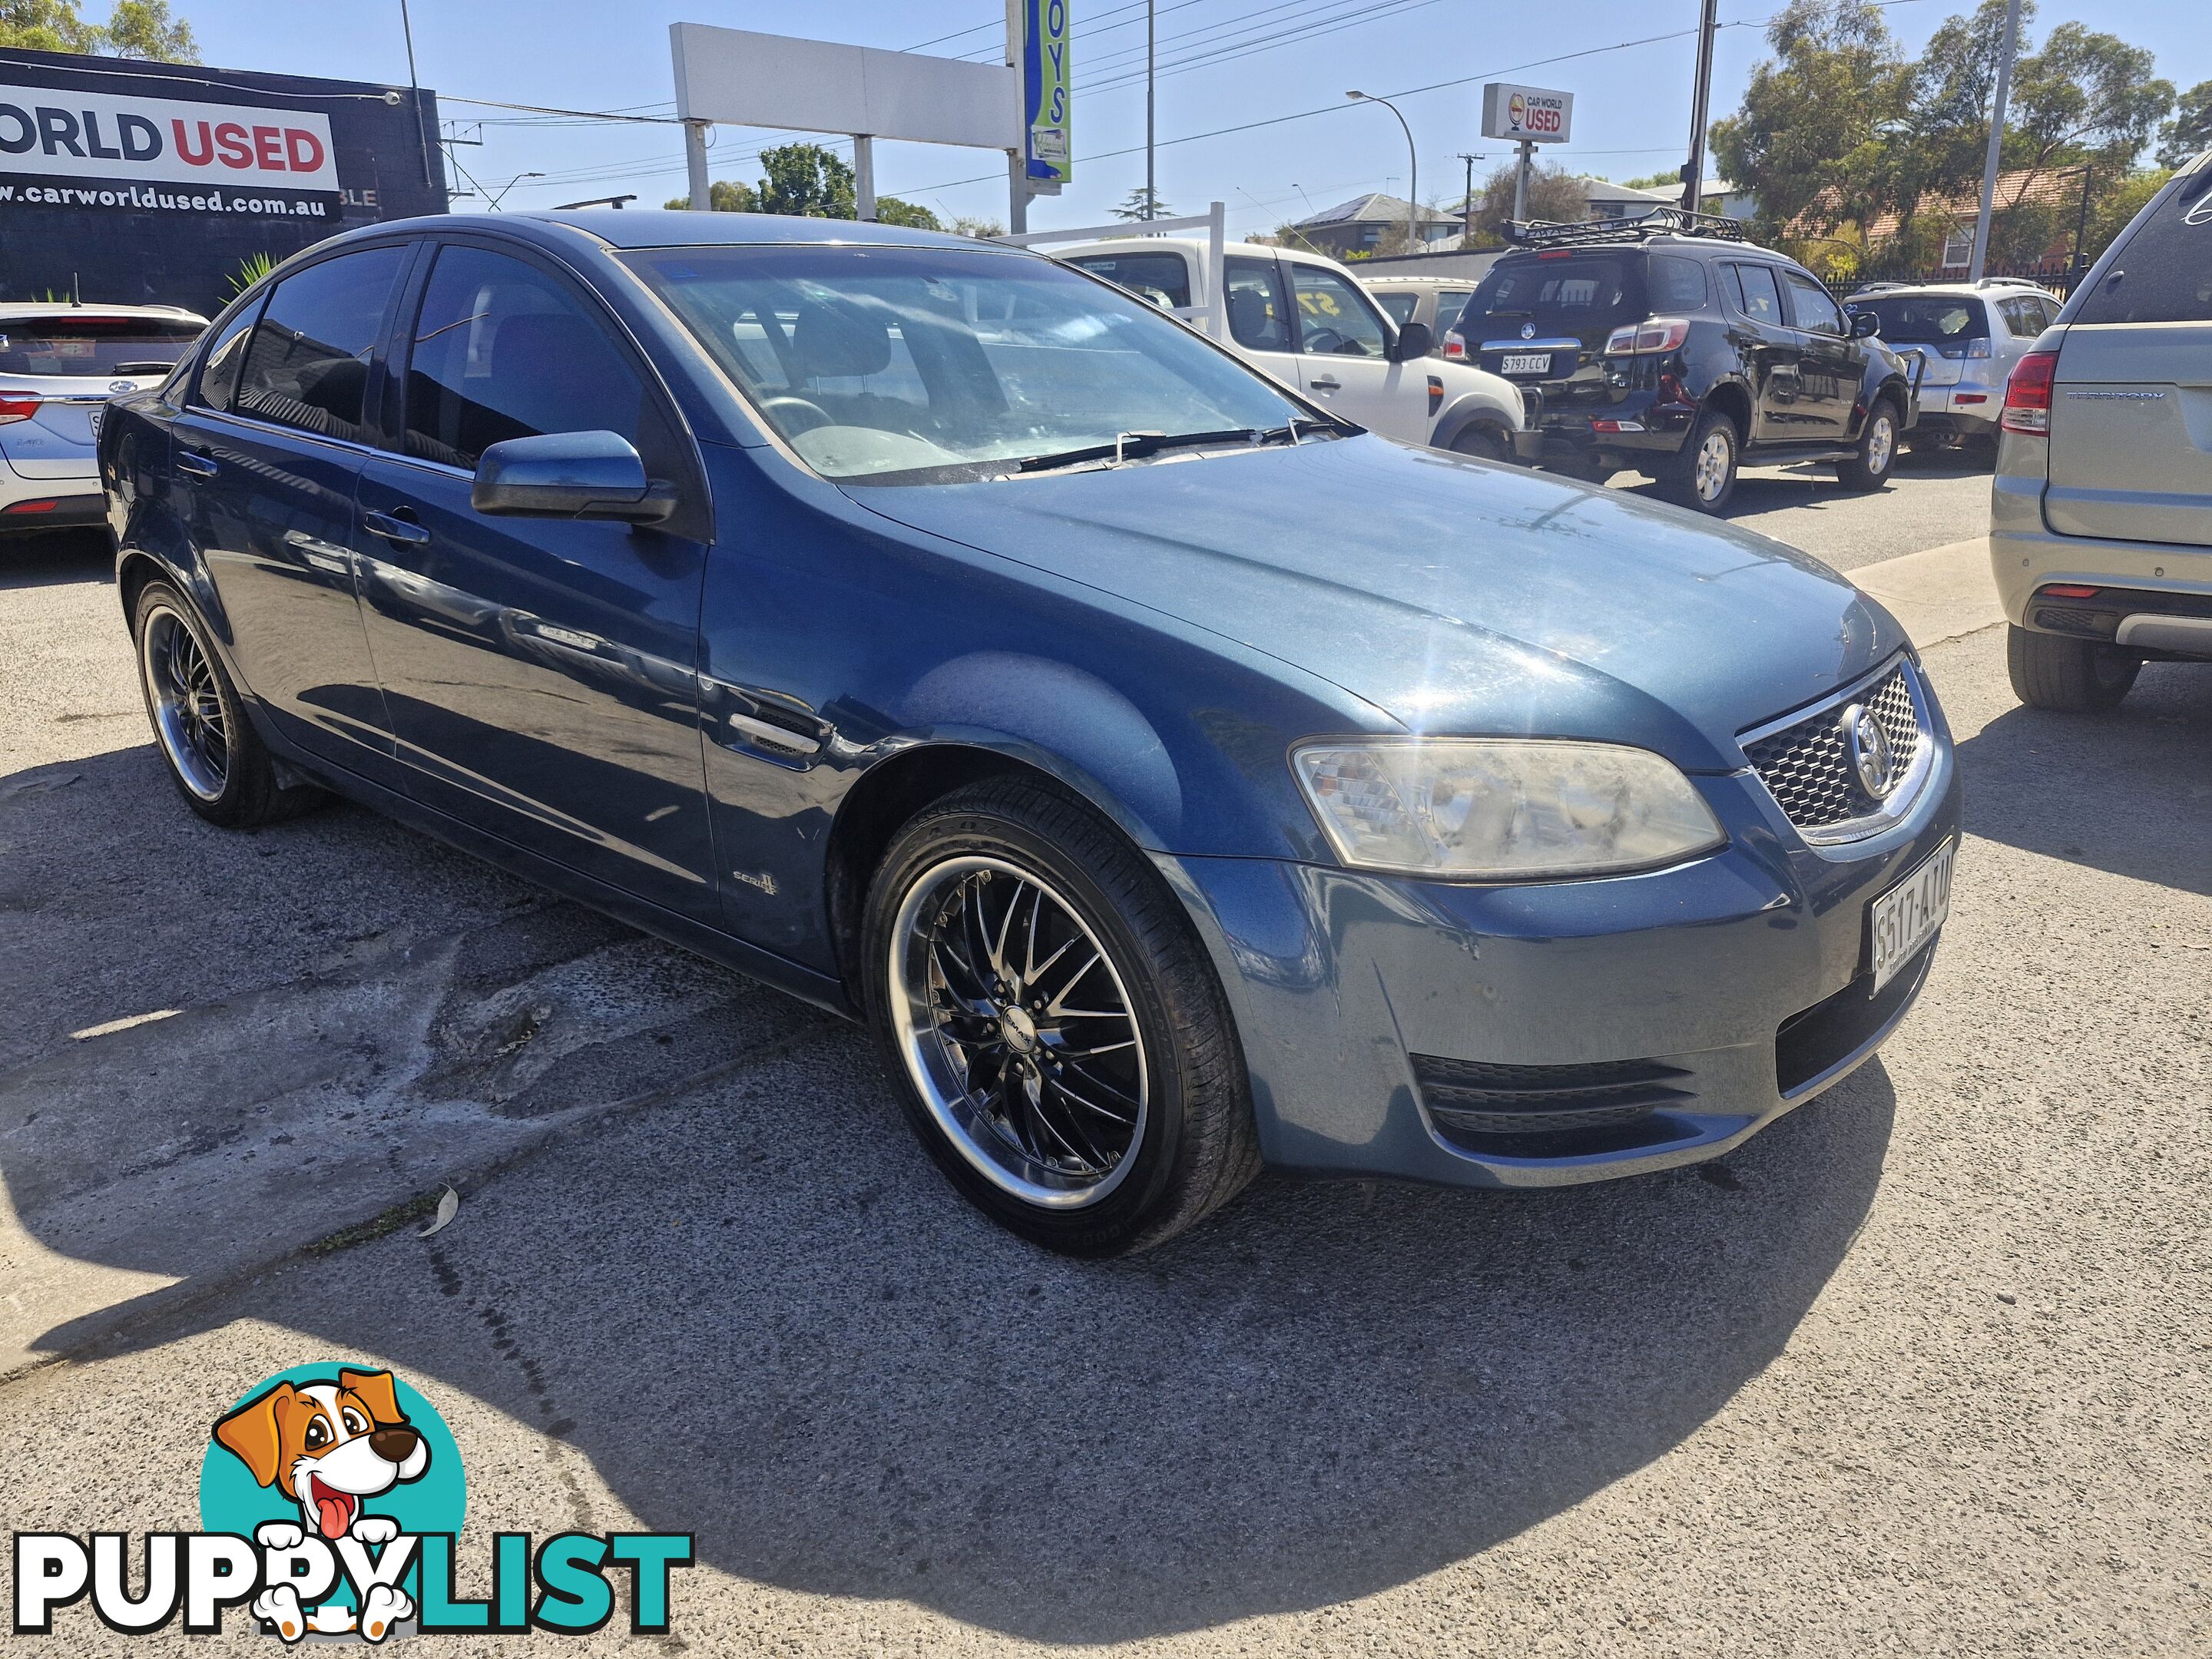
1023,0,1071,189
1479,81,1573,145
0,81,340,213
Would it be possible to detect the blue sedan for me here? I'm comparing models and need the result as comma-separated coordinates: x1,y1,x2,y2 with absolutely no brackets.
99,211,1959,1255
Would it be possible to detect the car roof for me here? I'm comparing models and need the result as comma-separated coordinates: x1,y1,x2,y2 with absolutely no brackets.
1848,280,2055,300
1358,274,1477,287
503,208,990,251
0,302,208,325
1056,236,1346,270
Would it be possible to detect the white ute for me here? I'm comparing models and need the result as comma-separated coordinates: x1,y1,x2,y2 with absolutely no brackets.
1010,207,1523,462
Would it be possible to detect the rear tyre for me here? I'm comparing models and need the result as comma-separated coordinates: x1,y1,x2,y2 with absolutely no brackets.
131,580,323,828
1658,409,1739,513
1447,424,1511,465
1836,396,1901,491
2006,624,2142,713
862,777,1260,1257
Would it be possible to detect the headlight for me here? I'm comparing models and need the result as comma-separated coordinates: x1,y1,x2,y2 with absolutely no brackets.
1292,738,1726,879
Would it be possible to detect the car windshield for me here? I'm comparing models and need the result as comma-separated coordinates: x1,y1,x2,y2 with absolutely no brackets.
1459,254,1646,337
624,245,1309,484
1843,295,1987,343
0,316,204,377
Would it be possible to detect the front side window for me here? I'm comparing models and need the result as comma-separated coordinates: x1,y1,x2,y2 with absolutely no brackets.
624,245,1306,485
0,315,204,379
1783,270,1845,335
1728,264,1785,326
401,245,654,471
1065,252,1191,311
1288,264,1388,357
235,247,406,441
1224,256,1291,350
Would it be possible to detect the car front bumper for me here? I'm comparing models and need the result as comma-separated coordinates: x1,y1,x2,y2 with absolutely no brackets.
1161,721,1960,1188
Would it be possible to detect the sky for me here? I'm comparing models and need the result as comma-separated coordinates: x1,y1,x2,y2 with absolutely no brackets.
164,0,2204,237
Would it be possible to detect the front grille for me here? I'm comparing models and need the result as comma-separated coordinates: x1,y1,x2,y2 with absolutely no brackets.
1743,664,1923,832
1412,1055,1694,1157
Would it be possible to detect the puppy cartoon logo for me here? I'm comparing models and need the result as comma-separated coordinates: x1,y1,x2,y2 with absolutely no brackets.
213,1370,432,1641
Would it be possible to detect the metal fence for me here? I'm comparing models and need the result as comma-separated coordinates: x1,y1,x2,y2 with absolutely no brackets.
1821,262,2078,303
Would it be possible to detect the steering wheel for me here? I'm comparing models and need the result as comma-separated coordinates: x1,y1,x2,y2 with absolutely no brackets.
1303,326,1348,355
758,396,833,435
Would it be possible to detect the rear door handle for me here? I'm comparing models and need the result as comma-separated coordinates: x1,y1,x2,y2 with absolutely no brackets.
362,509,431,546
176,452,217,478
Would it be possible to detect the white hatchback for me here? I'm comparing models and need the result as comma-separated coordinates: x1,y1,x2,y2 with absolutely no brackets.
1056,238,1524,462
2,303,207,535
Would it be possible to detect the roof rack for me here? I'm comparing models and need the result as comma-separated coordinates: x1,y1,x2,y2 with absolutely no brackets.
1503,207,1752,249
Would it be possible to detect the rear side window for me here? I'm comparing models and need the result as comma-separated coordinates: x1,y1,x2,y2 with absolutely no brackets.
2074,173,2212,324
192,300,263,412
1649,255,1707,310
1066,252,1191,311
236,247,406,441
0,316,203,378
1437,288,1473,331
1728,263,1785,326
1224,257,1291,350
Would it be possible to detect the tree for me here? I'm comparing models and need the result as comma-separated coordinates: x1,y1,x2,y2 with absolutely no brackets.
1708,0,1909,247
665,151,938,228
664,178,757,212
872,197,940,230
1,0,197,59
2010,22,2172,176
949,214,1005,239
2159,80,2212,168
1110,186,1172,222
1463,161,1588,246
1622,170,1677,190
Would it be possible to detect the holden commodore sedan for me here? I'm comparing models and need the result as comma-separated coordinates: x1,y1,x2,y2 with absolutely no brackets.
100,212,1959,1256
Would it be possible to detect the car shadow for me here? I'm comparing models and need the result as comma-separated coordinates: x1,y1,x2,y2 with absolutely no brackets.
0,527,113,591
8,738,1901,1641
1952,661,2212,897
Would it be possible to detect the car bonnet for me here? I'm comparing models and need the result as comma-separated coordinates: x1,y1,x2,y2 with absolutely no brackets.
843,436,1908,772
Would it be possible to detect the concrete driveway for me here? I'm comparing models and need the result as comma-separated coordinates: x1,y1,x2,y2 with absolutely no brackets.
2,452,2206,1657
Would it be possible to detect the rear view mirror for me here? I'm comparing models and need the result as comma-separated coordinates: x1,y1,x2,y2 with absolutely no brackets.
472,431,676,523
1850,310,1881,339
1389,320,1434,362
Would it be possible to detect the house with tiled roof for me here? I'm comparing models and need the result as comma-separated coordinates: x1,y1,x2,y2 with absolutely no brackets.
1282,193,1462,258
1796,165,2094,271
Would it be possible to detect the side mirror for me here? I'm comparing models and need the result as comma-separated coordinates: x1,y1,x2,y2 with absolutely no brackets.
1850,310,1881,339
472,431,676,523
1389,320,1434,362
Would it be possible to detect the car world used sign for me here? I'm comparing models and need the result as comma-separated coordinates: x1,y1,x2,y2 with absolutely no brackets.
1480,82,1572,144
0,81,339,215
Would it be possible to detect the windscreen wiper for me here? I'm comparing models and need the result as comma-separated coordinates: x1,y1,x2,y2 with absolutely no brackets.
1015,423,1336,474
1252,417,1346,445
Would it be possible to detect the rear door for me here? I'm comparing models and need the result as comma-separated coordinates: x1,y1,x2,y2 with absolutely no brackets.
1220,253,1303,391
1283,260,1422,440
171,244,410,767
1723,263,1806,442
2047,175,2212,546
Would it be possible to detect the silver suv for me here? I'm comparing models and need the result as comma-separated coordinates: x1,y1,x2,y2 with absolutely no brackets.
1845,279,2061,451
1990,151,2212,710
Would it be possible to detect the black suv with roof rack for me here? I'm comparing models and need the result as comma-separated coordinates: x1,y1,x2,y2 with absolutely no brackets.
1442,210,1922,512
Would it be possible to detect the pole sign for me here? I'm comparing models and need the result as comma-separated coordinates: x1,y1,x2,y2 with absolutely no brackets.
1023,0,1071,189
1480,82,1572,144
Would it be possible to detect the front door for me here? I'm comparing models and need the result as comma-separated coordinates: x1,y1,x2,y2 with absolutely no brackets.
1780,268,1860,441
173,243,410,768
352,240,720,922
1285,261,1425,441
1722,262,1807,443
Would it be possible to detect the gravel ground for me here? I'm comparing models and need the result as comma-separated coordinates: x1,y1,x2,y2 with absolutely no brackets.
1,459,2205,1657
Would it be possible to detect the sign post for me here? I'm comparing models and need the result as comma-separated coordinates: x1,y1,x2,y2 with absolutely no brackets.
1480,82,1572,225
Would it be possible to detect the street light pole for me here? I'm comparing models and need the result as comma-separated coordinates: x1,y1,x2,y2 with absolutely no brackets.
485,170,544,210
1145,0,1157,220
1459,151,1479,243
1968,0,2025,282
1348,91,1416,253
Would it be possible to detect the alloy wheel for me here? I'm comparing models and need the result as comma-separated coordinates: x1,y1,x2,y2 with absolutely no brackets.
1866,412,1895,475
887,855,1149,1208
141,602,229,801
1694,428,1732,502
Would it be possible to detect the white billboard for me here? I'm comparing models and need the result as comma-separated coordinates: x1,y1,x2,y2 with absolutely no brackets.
670,24,1019,151
0,82,338,192
1480,83,1573,145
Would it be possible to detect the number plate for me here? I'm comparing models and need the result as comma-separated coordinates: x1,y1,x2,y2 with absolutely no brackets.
1498,352,1553,376
1869,839,1954,993
88,407,103,437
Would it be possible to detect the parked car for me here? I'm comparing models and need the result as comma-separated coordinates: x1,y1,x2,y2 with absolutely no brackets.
1990,149,2212,711
102,210,1958,1256
1058,237,1523,461
1446,213,1922,512
1843,279,2061,454
1359,273,1484,355
2,303,206,535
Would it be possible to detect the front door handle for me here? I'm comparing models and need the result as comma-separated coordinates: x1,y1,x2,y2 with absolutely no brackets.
362,508,430,546
1309,376,1341,392
176,452,217,478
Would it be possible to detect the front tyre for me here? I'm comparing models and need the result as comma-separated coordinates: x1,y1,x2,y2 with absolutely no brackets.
132,579,323,827
863,778,1260,1257
1836,396,1901,491
2006,624,2142,713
